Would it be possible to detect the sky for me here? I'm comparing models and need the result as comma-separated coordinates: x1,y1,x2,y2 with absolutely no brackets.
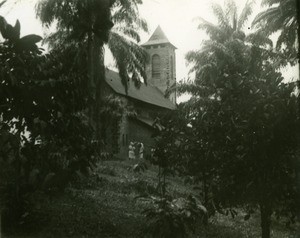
0,0,299,85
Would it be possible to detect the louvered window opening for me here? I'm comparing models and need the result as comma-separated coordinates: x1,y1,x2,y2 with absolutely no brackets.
152,54,161,78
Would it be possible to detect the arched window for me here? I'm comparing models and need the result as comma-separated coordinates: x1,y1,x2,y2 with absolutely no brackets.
152,54,161,78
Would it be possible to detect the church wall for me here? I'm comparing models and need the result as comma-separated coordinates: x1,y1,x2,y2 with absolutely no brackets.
127,118,155,157
100,83,130,159
115,98,172,159
133,99,170,119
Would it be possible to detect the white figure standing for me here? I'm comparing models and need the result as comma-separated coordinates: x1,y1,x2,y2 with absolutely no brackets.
139,143,144,159
128,142,135,160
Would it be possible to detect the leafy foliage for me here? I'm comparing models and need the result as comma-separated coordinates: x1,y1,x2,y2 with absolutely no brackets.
153,1,300,238
35,0,148,154
141,195,207,238
139,110,209,237
0,16,42,52
252,0,299,64
36,0,148,91
0,16,100,230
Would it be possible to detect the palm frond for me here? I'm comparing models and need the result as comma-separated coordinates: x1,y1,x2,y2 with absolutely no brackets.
196,63,218,82
211,2,230,30
252,0,298,62
238,0,255,30
196,17,227,42
261,0,280,6
185,48,210,65
202,41,232,61
276,22,298,50
100,95,125,118
108,31,148,93
246,31,273,48
177,81,210,98
224,0,239,32
224,39,248,65
112,0,148,32
252,0,297,34
36,0,68,27
114,26,141,42
252,7,280,30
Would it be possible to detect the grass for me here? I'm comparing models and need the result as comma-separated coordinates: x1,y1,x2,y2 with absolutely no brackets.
3,158,300,237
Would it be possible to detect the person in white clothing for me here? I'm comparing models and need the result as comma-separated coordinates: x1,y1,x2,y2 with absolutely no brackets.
139,143,144,159
128,142,135,160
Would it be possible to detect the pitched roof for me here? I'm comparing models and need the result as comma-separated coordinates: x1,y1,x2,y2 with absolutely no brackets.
141,25,177,49
105,69,176,110
133,116,154,128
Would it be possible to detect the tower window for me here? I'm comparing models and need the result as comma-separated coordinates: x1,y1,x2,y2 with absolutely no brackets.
152,54,161,79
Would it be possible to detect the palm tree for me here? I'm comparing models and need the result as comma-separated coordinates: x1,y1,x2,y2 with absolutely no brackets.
185,0,257,91
36,0,148,90
183,2,297,238
36,0,148,142
196,0,254,43
252,0,298,64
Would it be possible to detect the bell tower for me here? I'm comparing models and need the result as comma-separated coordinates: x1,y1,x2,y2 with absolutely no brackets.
141,26,177,104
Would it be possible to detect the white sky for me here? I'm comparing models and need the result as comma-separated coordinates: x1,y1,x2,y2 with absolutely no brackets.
0,0,298,85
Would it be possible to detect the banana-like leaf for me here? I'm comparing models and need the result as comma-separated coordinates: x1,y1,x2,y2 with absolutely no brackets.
13,19,20,40
0,16,19,41
0,15,8,37
15,34,43,51
20,34,43,44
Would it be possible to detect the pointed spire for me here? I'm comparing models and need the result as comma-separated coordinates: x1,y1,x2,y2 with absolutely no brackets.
142,25,177,49
148,25,169,42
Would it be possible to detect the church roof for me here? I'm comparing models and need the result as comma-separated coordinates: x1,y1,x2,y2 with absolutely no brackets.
141,25,177,49
105,69,176,110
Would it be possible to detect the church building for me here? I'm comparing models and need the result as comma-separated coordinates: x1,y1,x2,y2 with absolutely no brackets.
104,26,177,158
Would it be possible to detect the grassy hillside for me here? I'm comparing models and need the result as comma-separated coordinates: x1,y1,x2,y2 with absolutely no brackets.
3,159,299,238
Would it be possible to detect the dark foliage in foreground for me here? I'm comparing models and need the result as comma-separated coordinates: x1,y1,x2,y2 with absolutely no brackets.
0,16,99,231
149,1,300,238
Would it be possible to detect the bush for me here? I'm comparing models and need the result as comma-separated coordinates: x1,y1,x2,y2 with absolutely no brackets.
141,195,207,238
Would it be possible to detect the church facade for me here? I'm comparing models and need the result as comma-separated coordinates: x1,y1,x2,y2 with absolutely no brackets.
105,26,177,158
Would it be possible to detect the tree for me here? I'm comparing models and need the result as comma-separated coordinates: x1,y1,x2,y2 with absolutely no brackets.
195,0,254,42
186,0,275,80
252,0,299,65
36,0,113,145
36,0,148,147
173,1,299,238
0,16,100,231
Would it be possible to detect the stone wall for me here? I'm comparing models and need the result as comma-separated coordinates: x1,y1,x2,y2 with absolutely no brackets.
144,43,177,104
116,99,171,159
127,118,155,157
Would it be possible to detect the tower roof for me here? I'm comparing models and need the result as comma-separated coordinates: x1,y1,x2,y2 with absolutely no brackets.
141,25,177,49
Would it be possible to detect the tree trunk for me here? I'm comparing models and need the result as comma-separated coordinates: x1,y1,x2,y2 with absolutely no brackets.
260,202,272,238
93,36,105,144
87,27,105,149
87,30,95,128
0,209,2,238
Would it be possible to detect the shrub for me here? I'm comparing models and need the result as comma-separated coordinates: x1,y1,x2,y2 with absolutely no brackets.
141,195,207,238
